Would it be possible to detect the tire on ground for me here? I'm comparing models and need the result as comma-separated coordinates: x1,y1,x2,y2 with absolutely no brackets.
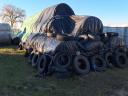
28,52,34,64
31,54,39,68
113,52,128,68
104,52,114,68
73,55,90,75
90,55,107,72
53,52,72,69
37,54,51,73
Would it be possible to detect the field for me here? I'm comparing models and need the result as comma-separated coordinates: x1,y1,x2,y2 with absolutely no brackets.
0,46,128,96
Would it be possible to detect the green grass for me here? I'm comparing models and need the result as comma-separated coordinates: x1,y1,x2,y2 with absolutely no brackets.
0,46,128,96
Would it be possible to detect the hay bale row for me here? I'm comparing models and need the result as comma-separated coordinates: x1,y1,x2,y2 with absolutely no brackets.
21,3,103,43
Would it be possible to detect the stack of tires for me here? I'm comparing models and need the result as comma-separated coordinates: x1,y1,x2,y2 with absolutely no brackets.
23,32,128,78
20,3,128,78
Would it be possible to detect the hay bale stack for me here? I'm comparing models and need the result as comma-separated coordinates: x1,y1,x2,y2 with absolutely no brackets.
42,15,103,36
21,3,103,44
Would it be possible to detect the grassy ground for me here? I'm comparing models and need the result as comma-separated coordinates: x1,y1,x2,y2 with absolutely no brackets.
0,46,128,96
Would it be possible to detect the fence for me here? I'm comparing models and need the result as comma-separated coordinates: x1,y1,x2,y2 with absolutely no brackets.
103,26,128,47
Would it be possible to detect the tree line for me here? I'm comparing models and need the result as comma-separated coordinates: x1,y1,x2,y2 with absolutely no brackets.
0,5,26,29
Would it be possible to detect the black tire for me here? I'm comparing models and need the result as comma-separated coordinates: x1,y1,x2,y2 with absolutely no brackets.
114,47,126,54
104,52,114,68
53,52,72,69
37,54,51,73
90,55,107,72
113,52,128,68
73,55,90,75
56,34,75,41
31,54,39,68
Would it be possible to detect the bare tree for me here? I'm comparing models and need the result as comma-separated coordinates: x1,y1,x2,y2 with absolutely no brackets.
0,5,26,28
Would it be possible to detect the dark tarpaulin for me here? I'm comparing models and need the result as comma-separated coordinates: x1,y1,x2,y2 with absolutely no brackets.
71,16,103,36
33,3,75,32
44,16,75,34
43,15,103,36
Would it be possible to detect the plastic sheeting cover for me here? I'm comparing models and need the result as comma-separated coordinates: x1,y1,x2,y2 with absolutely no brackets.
0,32,11,45
44,16,75,34
0,23,11,32
33,3,75,32
43,15,103,36
0,23,12,45
21,12,41,42
25,33,61,53
21,3,103,44
71,16,103,36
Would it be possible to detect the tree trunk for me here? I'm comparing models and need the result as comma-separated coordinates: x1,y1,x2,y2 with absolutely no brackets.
10,21,14,28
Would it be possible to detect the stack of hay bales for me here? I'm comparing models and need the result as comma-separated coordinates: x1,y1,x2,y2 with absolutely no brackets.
21,3,105,58
0,23,12,45
20,3,128,78
21,3,75,43
21,3,104,53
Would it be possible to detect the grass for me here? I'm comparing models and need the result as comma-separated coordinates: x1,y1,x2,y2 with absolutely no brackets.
0,46,128,96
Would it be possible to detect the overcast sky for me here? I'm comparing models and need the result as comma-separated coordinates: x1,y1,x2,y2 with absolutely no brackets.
0,0,128,26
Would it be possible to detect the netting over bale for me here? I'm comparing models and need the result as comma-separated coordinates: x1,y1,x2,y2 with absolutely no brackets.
33,3,75,32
